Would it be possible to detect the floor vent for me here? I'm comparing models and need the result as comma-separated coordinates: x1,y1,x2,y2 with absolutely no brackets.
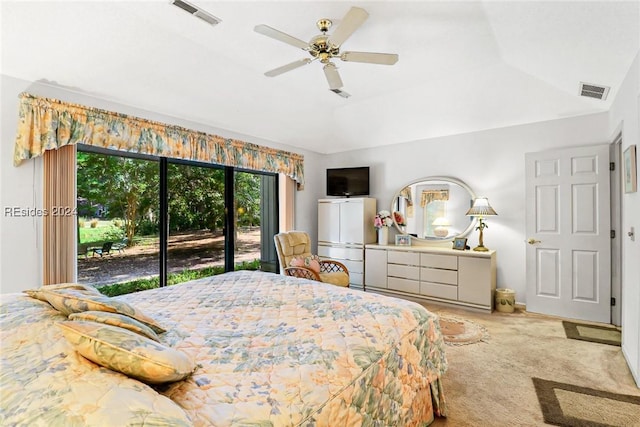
172,0,221,26
579,82,610,100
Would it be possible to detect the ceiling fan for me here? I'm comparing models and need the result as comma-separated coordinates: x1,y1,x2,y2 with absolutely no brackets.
254,7,399,97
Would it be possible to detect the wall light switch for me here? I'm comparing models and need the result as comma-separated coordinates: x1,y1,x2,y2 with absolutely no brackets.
628,227,635,241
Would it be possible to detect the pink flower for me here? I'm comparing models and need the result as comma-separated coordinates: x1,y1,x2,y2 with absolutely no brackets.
374,210,393,229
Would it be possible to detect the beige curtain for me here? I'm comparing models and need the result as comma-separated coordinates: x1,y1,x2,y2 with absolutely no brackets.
279,174,296,231
43,145,76,285
420,190,449,207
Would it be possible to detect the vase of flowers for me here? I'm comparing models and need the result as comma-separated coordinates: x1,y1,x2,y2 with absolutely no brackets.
374,210,393,244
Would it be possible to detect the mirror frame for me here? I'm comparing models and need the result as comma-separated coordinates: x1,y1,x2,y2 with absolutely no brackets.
391,176,478,244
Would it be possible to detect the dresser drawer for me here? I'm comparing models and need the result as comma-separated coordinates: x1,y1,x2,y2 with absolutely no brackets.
318,245,363,261
388,264,420,280
421,253,458,270
420,282,458,300
388,250,420,265
388,277,420,294
350,272,363,285
420,267,457,285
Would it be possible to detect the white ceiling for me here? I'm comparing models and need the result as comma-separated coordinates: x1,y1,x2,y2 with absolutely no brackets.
2,1,639,154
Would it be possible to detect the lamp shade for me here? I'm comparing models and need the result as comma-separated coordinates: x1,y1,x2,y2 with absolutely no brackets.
432,217,451,226
466,197,497,217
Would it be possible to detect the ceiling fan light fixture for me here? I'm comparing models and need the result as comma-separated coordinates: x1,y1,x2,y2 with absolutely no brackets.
255,6,397,96
316,19,332,33
323,62,344,90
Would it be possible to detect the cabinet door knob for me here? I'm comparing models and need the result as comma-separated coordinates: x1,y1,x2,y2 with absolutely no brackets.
527,238,541,245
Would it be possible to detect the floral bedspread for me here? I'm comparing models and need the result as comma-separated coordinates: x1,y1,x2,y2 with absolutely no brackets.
0,271,447,426
122,271,448,426
0,294,193,426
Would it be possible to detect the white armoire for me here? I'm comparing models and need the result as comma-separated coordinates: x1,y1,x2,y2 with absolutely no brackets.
317,198,377,290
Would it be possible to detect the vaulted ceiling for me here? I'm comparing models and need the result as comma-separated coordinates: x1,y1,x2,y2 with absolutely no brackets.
2,1,638,154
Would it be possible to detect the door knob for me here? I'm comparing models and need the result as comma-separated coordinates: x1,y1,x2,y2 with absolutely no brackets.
527,238,541,245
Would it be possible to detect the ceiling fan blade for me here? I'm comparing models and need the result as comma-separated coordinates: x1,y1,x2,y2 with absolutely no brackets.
265,58,312,77
328,7,369,47
341,51,399,65
254,24,308,50
323,63,343,90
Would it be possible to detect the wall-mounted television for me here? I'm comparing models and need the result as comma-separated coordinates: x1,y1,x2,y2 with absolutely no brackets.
326,166,370,197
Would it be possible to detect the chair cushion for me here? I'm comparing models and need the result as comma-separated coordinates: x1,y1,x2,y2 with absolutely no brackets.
289,255,321,273
319,272,350,287
57,321,195,384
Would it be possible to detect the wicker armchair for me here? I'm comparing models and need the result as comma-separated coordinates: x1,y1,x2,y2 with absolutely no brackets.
274,231,350,287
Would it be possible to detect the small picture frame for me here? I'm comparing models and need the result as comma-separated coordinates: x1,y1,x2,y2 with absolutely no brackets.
623,145,637,193
452,237,467,250
395,234,411,246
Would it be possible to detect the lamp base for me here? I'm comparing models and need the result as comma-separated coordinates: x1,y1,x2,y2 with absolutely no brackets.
473,245,490,252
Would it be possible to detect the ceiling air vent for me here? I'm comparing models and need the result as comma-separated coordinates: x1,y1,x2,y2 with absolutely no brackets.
579,82,610,100
172,0,221,26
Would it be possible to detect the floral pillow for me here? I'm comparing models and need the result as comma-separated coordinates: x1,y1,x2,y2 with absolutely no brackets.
23,283,101,302
289,255,321,273
57,321,195,384
69,311,160,342
41,289,166,334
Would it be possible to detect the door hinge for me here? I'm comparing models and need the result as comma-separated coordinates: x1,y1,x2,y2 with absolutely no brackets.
611,230,616,239
610,162,615,171
611,297,616,306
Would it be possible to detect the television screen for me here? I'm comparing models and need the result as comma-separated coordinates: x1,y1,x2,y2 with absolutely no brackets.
326,167,370,197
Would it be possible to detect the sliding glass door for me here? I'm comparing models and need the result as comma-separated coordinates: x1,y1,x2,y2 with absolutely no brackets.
235,170,278,272
167,162,226,278
76,147,278,289
76,151,159,287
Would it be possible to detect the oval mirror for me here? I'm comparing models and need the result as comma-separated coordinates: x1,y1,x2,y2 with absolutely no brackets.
391,176,477,243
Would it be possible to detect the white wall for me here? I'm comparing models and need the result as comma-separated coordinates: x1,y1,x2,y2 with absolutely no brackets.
609,52,640,386
322,113,611,305
0,80,43,292
0,74,321,293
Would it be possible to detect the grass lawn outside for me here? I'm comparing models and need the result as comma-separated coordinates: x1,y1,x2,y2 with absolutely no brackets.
78,219,159,258
97,259,260,297
79,219,124,244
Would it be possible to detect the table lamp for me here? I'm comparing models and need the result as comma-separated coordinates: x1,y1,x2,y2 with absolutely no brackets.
432,217,451,237
465,197,497,252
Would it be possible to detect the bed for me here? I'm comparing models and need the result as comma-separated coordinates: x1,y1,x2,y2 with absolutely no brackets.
1,270,447,426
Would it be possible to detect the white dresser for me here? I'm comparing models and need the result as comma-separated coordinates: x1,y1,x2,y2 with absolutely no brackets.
317,198,377,290
364,244,497,311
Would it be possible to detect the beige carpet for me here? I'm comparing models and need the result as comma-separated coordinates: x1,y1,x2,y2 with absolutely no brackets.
421,303,640,426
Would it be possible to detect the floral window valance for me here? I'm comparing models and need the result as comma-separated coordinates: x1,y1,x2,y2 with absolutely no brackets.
13,93,305,188
420,190,449,207
399,186,413,206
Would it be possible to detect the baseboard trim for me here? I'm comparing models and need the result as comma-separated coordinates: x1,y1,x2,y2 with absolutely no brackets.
621,345,640,388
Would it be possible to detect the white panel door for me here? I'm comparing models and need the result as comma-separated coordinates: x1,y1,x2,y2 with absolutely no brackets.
525,144,611,323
